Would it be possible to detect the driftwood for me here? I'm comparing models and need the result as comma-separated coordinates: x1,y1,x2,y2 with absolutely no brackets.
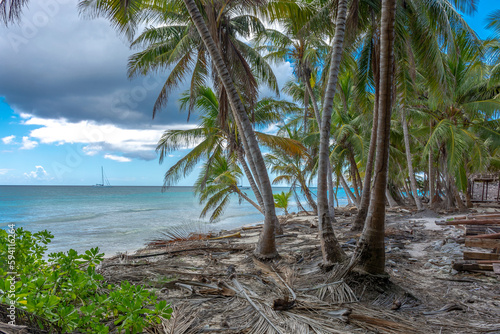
241,225,263,230
209,232,241,240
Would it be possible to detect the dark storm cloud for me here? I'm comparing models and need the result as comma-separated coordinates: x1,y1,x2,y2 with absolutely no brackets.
0,1,193,128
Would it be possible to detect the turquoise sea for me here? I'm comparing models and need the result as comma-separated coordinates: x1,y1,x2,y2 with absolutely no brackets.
0,186,348,256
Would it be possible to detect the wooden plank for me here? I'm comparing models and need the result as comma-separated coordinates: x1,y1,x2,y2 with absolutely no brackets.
468,214,500,219
453,263,493,271
473,232,500,239
465,225,500,236
450,214,500,220
493,263,500,275
444,220,500,225
452,260,499,271
463,252,500,260
465,238,500,249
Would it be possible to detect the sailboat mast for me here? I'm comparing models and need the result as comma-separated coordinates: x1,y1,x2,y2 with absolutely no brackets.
101,166,104,185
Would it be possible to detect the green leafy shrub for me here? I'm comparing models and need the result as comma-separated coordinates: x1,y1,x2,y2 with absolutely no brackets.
0,227,172,333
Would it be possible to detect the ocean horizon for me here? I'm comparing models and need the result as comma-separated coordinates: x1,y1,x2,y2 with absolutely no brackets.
0,185,349,256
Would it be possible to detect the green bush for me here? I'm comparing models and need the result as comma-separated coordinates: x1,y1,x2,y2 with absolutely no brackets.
0,227,172,333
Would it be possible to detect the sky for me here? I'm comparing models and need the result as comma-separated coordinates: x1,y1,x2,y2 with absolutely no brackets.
0,0,499,186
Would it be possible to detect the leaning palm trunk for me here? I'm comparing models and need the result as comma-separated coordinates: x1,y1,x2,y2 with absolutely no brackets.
316,0,349,266
386,187,398,207
339,173,359,206
356,0,397,274
183,0,278,258
234,186,263,214
401,108,423,210
299,178,318,214
237,149,264,209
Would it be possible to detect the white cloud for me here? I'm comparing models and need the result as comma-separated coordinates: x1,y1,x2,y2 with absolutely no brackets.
0,169,11,175
2,135,15,144
104,154,132,162
22,114,198,160
20,136,38,150
24,166,51,180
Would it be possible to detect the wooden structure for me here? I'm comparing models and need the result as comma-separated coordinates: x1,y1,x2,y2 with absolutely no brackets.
437,213,500,274
469,173,500,203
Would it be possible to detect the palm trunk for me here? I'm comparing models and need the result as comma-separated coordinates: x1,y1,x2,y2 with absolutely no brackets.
349,155,361,200
316,0,349,266
429,126,436,209
327,171,336,221
183,0,277,258
304,76,322,128
303,87,309,133
299,179,318,215
401,108,423,210
386,187,398,207
305,75,337,221
356,0,397,275
236,149,264,209
339,173,359,206
352,48,380,231
234,187,263,214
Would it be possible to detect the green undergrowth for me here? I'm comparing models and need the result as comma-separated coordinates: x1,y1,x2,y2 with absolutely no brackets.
0,227,172,333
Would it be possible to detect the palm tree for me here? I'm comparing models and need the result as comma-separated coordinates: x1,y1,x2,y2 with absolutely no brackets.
354,0,397,275
194,155,263,222
158,86,304,218
273,191,292,216
315,0,349,266
421,33,500,210
79,0,281,258
1,0,27,25
265,127,318,214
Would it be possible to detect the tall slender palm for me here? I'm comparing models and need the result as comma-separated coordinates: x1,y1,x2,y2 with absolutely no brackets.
355,0,397,275
316,0,349,266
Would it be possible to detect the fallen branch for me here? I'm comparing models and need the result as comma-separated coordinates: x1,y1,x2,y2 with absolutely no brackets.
209,232,241,240
128,246,248,259
231,278,284,334
422,303,464,315
296,280,344,292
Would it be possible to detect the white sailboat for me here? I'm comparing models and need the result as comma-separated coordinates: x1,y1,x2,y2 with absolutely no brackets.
95,166,111,187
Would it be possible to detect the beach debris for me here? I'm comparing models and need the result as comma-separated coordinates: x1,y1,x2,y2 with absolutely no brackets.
0,322,29,334
209,231,241,240
231,277,285,334
422,303,464,315
160,305,203,334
